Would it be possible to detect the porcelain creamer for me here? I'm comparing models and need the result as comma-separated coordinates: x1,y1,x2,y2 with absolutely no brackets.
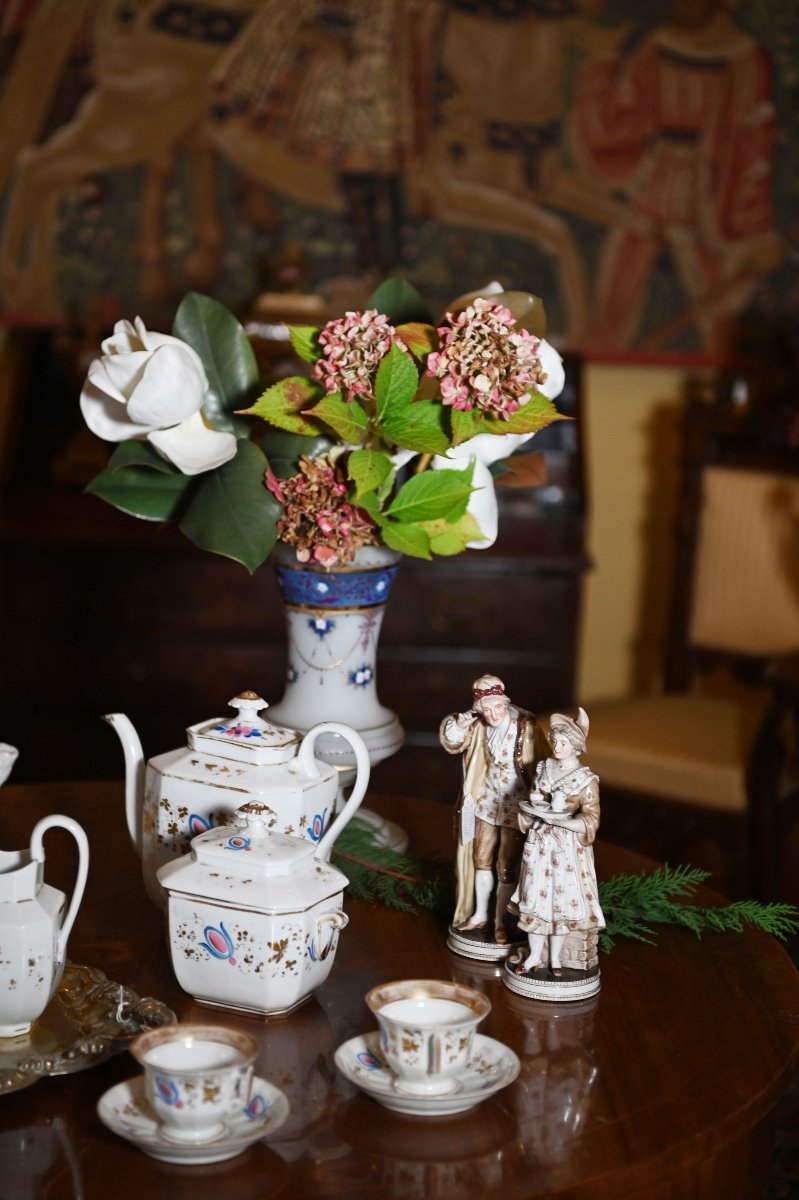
105,691,370,907
157,792,360,1017
0,815,89,1037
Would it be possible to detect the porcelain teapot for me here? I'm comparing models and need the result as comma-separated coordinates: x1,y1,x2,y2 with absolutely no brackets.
105,691,370,907
157,796,360,1017
0,815,89,1037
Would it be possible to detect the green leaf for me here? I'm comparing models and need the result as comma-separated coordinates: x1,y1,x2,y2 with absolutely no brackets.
449,407,485,447
178,440,280,573
288,325,320,364
374,341,418,422
380,520,432,558
259,428,334,477
395,322,438,362
172,292,258,435
347,449,394,500
386,464,473,524
86,462,194,521
368,277,434,325
244,376,322,435
106,439,178,474
449,390,563,446
305,391,369,445
379,396,450,455
479,390,564,437
424,511,486,555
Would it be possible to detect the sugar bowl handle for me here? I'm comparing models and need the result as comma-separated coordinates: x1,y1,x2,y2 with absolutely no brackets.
29,815,90,964
315,911,350,961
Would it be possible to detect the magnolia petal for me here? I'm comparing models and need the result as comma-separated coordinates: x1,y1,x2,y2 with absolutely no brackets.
389,447,418,471
147,411,237,475
80,376,148,442
127,343,208,427
97,349,153,404
452,430,536,468
432,452,498,548
537,339,565,401
100,318,142,357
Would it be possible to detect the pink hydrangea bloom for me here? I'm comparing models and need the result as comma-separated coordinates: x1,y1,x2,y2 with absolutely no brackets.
313,309,406,402
268,454,378,567
426,298,547,419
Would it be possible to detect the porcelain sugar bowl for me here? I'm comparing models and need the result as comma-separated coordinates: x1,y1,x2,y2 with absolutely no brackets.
157,794,360,1018
105,692,370,907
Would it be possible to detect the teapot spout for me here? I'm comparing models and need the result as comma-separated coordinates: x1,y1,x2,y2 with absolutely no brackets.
103,713,145,856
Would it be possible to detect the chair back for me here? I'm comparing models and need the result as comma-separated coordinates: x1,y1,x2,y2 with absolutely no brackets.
664,401,799,689
689,464,799,657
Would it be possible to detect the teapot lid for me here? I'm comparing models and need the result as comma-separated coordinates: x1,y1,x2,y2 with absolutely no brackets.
157,801,347,912
188,692,301,765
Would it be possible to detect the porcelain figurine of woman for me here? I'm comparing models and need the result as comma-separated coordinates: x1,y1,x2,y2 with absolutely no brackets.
504,709,604,1001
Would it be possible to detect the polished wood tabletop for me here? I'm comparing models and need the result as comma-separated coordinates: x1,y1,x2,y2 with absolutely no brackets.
1,779,798,1200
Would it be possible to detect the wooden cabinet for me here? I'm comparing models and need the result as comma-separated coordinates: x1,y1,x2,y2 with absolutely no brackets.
0,340,586,783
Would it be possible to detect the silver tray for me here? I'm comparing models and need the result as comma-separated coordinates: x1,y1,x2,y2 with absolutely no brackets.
0,963,177,1094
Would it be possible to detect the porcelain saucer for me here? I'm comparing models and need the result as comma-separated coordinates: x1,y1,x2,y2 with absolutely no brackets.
97,1074,289,1164
334,1031,519,1116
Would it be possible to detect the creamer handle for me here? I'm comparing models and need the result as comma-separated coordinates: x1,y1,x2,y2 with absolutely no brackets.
30,815,90,964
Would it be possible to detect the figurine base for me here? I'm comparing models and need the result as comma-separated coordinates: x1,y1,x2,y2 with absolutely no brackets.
502,957,601,1003
446,925,524,962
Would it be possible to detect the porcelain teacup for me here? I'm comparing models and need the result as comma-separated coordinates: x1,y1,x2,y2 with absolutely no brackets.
365,979,491,1096
131,1023,259,1143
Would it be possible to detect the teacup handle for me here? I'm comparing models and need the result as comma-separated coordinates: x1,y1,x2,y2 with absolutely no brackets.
295,723,371,862
30,815,90,963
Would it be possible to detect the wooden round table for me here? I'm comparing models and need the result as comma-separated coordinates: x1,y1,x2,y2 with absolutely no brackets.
0,780,797,1199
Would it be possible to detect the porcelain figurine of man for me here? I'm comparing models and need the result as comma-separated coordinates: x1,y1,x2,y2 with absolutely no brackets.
440,675,544,958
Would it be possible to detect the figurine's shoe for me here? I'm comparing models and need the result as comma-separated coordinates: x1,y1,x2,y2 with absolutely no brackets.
97,1075,289,1164
456,919,487,932
334,1031,519,1117
511,959,542,975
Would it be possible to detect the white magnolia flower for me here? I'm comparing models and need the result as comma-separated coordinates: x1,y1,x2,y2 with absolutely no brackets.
432,338,565,548
79,317,236,475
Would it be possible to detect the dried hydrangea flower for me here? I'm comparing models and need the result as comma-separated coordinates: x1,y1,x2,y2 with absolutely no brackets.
426,297,547,419
313,309,406,402
266,454,378,567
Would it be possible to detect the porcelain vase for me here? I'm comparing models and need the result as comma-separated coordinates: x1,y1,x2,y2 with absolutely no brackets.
267,544,405,770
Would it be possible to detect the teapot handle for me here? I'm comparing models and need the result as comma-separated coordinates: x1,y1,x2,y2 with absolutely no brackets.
30,815,90,964
295,723,371,862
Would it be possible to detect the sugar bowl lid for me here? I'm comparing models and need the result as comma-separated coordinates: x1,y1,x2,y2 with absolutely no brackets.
187,692,301,765
157,800,348,912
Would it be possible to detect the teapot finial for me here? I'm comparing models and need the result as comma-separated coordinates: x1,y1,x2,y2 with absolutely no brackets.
229,692,269,724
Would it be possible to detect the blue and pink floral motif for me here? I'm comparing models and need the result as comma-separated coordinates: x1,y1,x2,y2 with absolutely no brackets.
244,1093,269,1119
224,835,251,852
275,563,399,609
307,808,329,843
155,1076,183,1106
355,1050,382,1070
188,813,214,837
199,922,237,965
211,722,264,739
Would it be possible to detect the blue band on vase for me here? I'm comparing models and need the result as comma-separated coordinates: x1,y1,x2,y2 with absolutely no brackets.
274,563,400,609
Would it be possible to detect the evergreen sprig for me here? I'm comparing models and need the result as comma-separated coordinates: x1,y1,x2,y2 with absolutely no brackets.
598,864,799,952
332,829,799,952
332,816,452,916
